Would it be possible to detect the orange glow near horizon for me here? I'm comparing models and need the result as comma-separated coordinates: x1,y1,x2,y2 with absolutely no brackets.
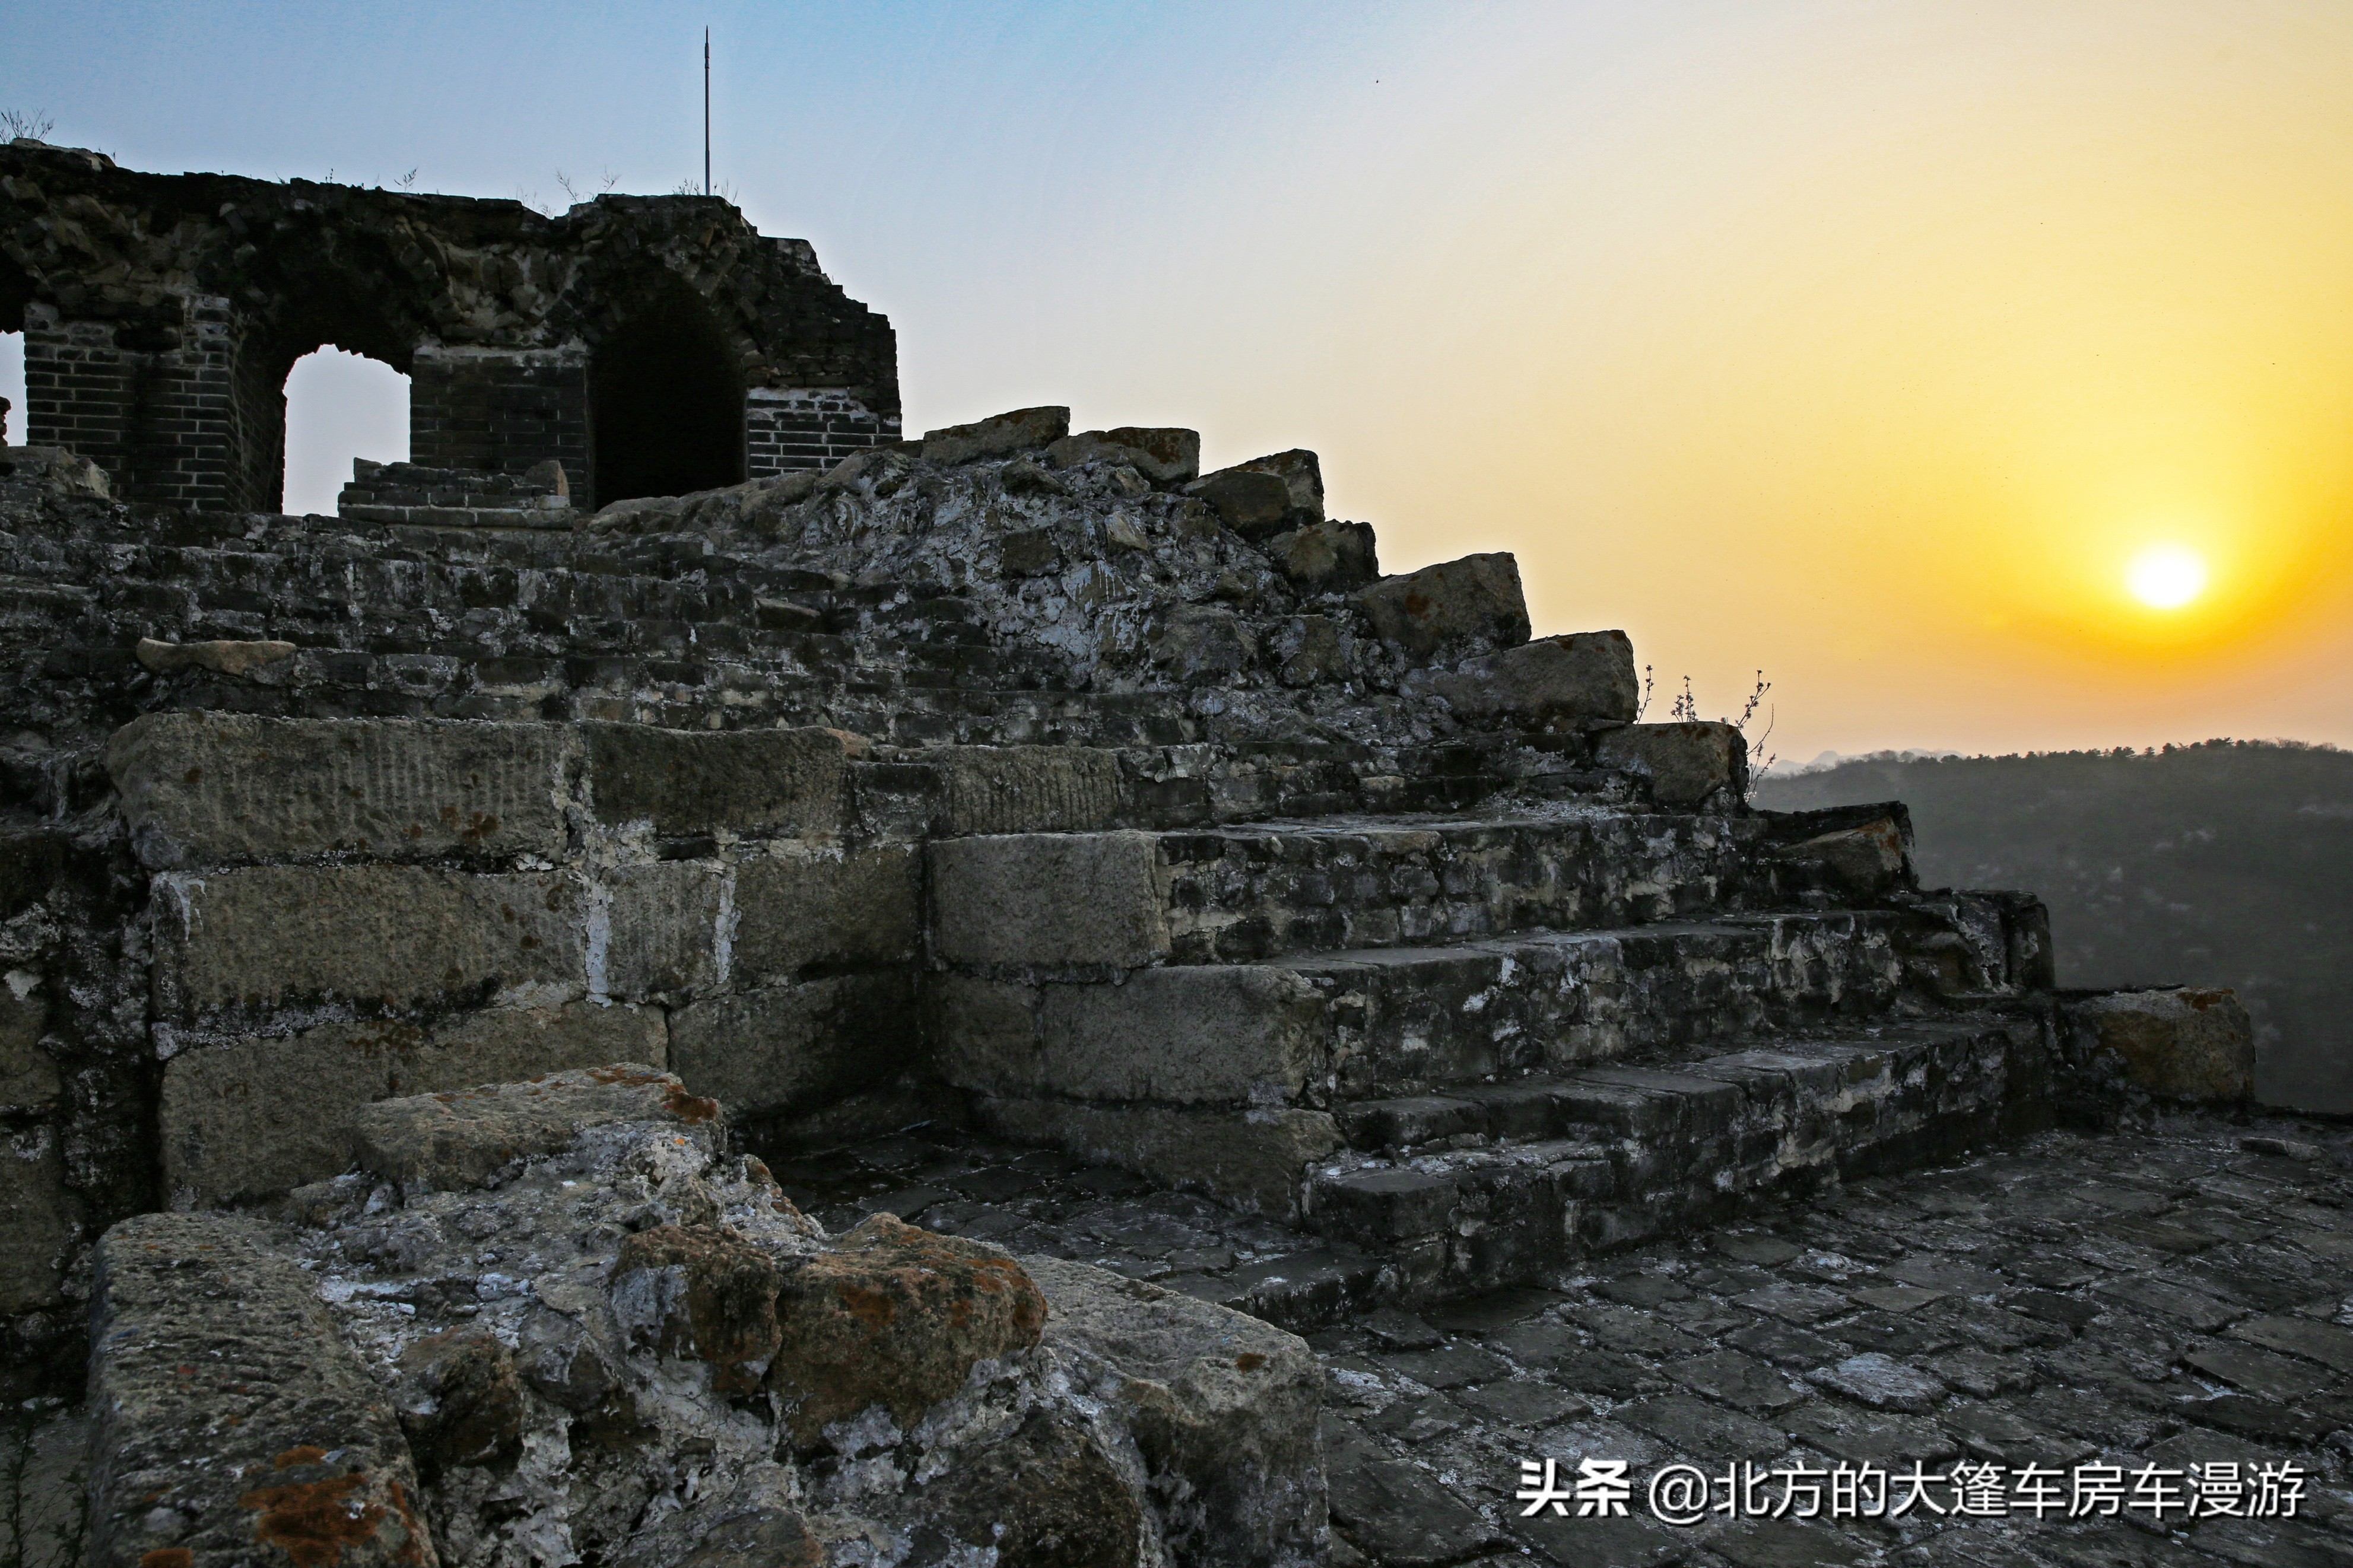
1012,1,2353,758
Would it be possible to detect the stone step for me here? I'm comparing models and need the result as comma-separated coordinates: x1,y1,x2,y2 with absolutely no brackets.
1303,1014,2035,1302
935,911,1951,1116
929,812,1763,972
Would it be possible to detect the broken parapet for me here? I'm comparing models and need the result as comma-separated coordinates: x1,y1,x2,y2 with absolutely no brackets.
0,142,900,511
85,1067,1326,1568
2057,985,2257,1111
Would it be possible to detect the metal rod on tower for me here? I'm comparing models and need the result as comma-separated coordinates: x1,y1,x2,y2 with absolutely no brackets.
703,28,712,196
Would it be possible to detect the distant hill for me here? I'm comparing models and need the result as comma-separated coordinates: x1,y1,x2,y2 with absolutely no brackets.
1753,741,2353,1114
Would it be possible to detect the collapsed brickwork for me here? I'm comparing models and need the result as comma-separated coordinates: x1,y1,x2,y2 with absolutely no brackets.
0,139,898,511
0,152,2284,1568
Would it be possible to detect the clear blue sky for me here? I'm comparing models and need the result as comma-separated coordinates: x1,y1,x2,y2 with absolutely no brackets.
7,2,2353,759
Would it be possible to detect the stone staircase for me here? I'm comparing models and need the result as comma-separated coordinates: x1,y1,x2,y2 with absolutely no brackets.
0,409,2098,1373
925,795,2054,1305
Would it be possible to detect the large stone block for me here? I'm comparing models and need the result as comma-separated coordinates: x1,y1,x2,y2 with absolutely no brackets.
931,832,1172,968
601,860,727,999
1266,521,1377,592
152,865,585,1027
585,723,847,838
2070,987,2254,1102
1046,427,1202,484
668,974,921,1117
975,1098,1339,1217
0,1122,78,1314
160,1001,666,1206
924,745,1126,835
0,987,58,1113
1038,967,1328,1105
1595,721,1748,810
86,1212,436,1568
1416,631,1638,730
1355,553,1530,657
920,406,1069,465
1025,1256,1326,1568
352,1063,719,1194
732,844,923,984
926,974,1044,1095
107,712,574,868
767,1214,1047,1446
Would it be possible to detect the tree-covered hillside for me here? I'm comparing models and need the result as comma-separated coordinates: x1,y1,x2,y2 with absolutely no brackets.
1754,741,2353,1114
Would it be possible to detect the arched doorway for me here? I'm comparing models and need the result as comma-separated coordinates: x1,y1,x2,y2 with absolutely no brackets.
590,289,745,504
281,348,411,516
1,253,31,445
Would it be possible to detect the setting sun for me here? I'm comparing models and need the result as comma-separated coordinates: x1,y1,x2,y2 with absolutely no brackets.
2126,544,2209,610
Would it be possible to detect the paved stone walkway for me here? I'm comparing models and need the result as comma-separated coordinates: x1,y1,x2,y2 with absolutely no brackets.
776,1110,2353,1568
8,1112,2348,1568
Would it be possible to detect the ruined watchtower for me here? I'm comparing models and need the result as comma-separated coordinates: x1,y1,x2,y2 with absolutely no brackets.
0,140,899,511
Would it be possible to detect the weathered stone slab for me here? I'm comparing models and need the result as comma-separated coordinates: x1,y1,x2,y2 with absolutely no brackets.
1355,553,1530,657
584,723,846,838
731,844,923,983
930,831,1171,968
1231,449,1325,521
601,860,727,999
0,985,56,1113
1266,521,1377,591
1186,467,1292,535
925,973,1044,1094
1037,967,1328,1105
153,865,584,1026
2068,987,2254,1102
351,1063,719,1193
1046,427,1202,484
924,745,1126,835
85,1211,436,1568
1595,721,1748,809
1416,630,1638,730
920,405,1069,465
1025,1255,1325,1568
134,637,296,677
1778,816,1909,900
160,1001,666,1206
0,1122,78,1314
767,1213,1047,1445
107,713,574,867
667,973,921,1117
976,1098,1337,1216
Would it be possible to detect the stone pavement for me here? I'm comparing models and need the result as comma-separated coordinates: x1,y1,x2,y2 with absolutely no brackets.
9,1108,2346,1567
776,1108,2353,1568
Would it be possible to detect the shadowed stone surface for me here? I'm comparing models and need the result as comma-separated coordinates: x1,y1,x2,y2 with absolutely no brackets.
160,1001,666,1205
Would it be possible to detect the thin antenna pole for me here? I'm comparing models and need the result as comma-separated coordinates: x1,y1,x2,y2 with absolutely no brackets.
703,28,712,196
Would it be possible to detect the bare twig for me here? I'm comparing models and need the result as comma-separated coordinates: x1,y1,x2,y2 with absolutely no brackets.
0,109,56,142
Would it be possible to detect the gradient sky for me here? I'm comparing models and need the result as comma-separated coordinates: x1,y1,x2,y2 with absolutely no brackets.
5,1,2351,761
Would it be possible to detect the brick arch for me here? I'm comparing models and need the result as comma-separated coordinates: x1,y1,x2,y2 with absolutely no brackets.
585,275,748,505
227,266,421,513
0,145,899,508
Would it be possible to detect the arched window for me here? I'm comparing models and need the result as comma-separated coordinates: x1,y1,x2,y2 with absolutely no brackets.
280,348,410,516
591,290,745,504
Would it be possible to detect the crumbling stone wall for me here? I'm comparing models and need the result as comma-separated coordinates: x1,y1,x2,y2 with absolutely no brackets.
0,142,899,510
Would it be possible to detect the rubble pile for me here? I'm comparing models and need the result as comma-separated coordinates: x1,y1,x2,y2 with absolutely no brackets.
90,1068,1323,1568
